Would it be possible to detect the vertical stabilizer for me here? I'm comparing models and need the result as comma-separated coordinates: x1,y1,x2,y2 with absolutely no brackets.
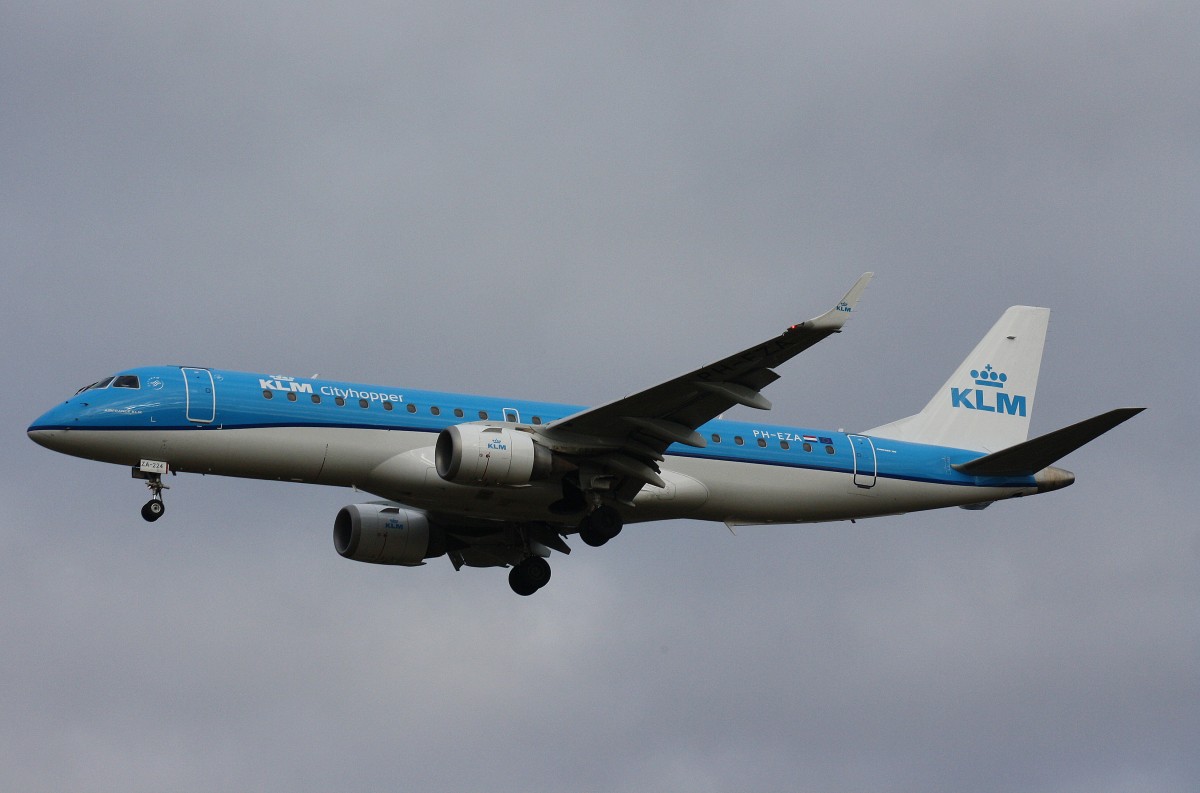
865,306,1050,452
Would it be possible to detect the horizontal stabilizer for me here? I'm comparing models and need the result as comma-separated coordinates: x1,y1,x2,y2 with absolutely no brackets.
953,407,1144,477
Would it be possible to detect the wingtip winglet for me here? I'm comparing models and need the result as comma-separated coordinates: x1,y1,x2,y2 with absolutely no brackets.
843,271,874,309
803,271,873,331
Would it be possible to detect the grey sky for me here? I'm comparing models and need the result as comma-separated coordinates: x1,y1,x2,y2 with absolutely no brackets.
3,3,1197,792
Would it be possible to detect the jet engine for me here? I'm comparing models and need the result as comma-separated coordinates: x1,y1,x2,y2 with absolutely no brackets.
333,503,446,566
435,424,553,486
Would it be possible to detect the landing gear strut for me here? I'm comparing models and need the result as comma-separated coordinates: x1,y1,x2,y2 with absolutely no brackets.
578,505,623,547
509,555,552,596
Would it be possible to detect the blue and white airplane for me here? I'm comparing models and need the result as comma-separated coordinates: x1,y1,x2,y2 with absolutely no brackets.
28,274,1141,595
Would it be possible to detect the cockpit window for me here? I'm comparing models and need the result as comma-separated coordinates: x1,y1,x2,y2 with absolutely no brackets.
112,375,141,389
75,376,115,394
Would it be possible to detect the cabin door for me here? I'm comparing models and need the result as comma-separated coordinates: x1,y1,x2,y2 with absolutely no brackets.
850,434,877,488
182,367,216,423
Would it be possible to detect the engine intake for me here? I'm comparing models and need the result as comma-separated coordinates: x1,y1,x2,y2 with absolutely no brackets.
435,424,553,486
333,503,445,566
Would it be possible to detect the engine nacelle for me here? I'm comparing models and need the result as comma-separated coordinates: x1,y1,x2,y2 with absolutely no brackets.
333,503,445,566
435,424,553,486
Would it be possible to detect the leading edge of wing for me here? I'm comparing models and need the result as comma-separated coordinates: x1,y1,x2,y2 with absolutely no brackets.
541,272,873,454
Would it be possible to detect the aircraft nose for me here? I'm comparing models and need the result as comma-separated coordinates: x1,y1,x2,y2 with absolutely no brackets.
27,426,61,450
28,402,78,450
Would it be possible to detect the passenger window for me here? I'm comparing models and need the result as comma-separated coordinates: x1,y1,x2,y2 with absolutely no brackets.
454,408,464,418
359,399,369,409
335,396,345,406
478,410,488,420
825,445,835,454
112,375,140,389
431,406,441,416
383,401,393,411
780,440,790,450
263,390,274,399
287,392,297,402
711,433,721,443
311,394,321,404
407,404,417,413
757,438,767,448
734,436,744,446
802,442,812,452
532,416,542,425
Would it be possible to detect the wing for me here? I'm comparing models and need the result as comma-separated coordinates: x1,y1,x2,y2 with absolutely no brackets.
535,273,873,502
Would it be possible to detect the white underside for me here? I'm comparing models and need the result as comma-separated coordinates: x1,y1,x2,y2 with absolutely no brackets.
33,426,1033,526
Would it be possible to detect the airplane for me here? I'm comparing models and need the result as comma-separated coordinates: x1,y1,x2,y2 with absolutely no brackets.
27,273,1143,595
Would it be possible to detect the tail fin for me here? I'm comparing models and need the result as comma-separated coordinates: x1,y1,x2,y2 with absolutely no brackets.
865,306,1050,452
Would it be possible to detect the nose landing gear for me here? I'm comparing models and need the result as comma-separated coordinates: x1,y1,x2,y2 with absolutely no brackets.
132,460,170,523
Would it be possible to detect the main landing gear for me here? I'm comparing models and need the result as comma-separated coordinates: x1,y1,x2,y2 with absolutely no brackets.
132,462,170,523
507,506,625,594
509,556,552,596
578,505,623,547
507,506,624,595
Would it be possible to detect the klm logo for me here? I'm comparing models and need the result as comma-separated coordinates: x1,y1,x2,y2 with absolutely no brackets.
950,364,1027,416
835,300,852,313
260,375,313,393
486,439,508,451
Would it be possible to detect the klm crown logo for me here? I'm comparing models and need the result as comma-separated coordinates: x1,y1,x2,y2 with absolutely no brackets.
971,364,1007,388
951,363,1027,416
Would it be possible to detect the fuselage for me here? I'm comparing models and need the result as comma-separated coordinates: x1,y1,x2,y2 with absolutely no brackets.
27,366,1049,526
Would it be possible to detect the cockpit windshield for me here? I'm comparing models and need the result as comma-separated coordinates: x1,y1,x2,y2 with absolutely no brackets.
73,374,142,394
75,376,115,395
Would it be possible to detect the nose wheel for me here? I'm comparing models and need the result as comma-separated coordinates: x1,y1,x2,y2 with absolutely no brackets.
141,497,165,522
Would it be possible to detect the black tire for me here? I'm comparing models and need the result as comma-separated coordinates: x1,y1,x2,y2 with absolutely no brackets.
141,500,165,522
509,570,537,596
579,524,608,547
522,555,551,588
509,556,551,595
579,506,622,547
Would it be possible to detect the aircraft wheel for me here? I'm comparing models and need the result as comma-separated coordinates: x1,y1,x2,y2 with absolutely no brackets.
141,499,165,522
579,525,607,547
509,556,551,596
579,505,622,547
